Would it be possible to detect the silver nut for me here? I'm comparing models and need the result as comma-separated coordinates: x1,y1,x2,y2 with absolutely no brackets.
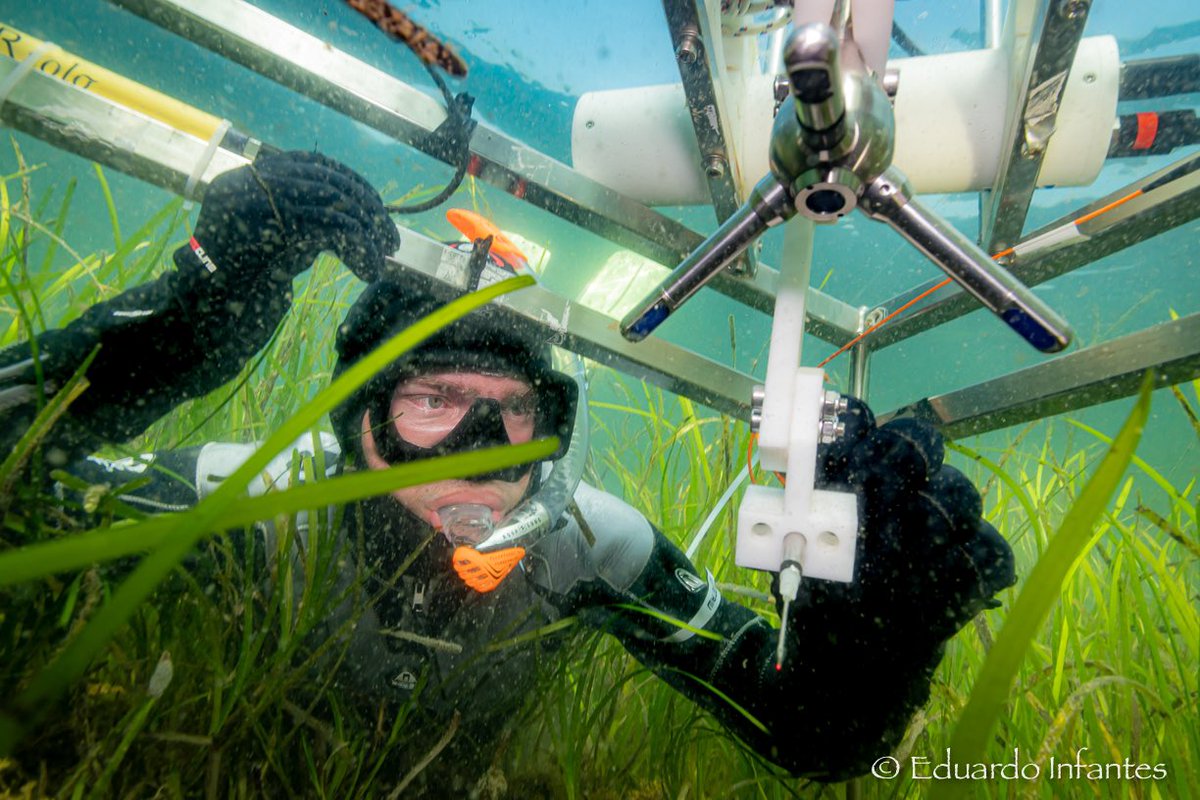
750,384,766,433
819,418,846,444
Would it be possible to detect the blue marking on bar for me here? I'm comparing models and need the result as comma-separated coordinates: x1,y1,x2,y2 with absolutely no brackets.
1002,307,1060,352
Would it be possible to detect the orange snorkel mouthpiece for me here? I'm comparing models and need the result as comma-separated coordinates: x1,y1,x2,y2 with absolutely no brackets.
452,546,527,592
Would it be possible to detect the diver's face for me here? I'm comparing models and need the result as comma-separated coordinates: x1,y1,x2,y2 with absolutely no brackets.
359,371,535,527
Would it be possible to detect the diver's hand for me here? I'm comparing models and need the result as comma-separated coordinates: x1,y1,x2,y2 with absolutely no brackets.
174,151,400,287
796,398,1016,652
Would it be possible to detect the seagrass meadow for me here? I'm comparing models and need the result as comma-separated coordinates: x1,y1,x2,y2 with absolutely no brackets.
1,0,1199,796
0,136,1196,799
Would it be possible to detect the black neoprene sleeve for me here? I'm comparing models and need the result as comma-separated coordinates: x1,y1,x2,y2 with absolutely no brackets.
0,258,291,468
576,527,943,782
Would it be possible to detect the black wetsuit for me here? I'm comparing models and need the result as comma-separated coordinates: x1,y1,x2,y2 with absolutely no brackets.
0,263,996,789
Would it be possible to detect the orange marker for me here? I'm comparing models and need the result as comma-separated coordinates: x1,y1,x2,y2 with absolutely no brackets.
445,208,528,267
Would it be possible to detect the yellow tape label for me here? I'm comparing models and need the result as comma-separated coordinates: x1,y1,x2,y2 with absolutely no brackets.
0,25,98,90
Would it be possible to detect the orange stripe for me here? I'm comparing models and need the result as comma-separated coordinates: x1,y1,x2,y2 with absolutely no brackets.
1133,112,1159,150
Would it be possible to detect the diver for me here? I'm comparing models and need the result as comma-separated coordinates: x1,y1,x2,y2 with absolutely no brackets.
0,151,1015,790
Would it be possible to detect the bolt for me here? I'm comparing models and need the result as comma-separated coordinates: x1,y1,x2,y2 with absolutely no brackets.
821,390,844,419
704,153,727,179
676,26,701,65
1060,0,1090,21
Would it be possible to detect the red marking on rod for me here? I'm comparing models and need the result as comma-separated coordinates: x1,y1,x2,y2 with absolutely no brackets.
1134,112,1159,150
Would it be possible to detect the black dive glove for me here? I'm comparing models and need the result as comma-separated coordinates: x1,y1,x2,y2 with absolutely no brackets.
0,152,398,464
175,150,400,288
797,397,1016,653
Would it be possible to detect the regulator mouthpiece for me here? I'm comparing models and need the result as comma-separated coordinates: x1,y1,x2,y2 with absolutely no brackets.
438,503,494,546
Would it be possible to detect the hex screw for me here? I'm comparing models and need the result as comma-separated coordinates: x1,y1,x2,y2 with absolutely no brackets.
676,26,702,64
704,153,727,179
1061,0,1090,20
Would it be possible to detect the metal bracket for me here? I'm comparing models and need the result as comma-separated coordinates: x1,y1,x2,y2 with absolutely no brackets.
980,0,1093,253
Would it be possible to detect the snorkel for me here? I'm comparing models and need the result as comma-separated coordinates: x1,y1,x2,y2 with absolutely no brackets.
443,352,588,591
332,212,585,593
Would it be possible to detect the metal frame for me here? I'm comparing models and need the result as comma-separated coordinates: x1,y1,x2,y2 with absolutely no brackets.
878,313,1200,439
661,0,745,227
385,235,757,417
4,0,1198,436
0,61,758,417
105,0,862,336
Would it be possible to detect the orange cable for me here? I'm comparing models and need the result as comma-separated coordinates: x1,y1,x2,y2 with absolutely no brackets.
817,277,953,368
813,185,1149,370
1074,188,1143,226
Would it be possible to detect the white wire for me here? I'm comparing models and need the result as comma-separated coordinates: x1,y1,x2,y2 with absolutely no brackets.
684,457,755,560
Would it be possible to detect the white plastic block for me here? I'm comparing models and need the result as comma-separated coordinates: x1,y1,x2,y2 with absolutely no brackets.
736,484,859,582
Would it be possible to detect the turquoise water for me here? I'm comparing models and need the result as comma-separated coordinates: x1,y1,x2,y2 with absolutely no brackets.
2,0,1196,483
1,1,1197,796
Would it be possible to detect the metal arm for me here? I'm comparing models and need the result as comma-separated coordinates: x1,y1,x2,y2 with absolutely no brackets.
859,170,1072,352
621,21,1074,354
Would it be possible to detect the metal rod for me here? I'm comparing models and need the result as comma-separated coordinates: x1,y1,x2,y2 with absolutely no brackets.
785,23,846,149
620,175,793,342
878,313,1200,439
983,0,1003,49
661,0,747,230
859,170,1073,353
848,307,883,400
869,152,1200,349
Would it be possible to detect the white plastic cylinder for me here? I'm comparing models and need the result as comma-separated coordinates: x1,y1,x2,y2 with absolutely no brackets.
570,36,1119,204
572,83,710,206
848,0,895,76
891,35,1119,194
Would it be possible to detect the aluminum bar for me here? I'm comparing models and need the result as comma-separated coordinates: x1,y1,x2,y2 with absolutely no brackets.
661,0,748,228
106,0,857,341
878,313,1200,439
384,233,758,418
107,0,701,268
0,61,760,417
980,0,1093,254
